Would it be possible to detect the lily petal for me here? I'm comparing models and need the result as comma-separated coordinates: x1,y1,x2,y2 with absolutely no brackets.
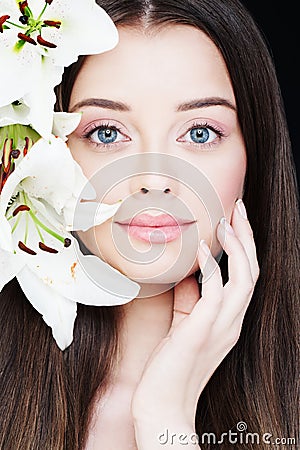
0,29,42,106
0,214,14,252
70,200,122,231
38,0,119,67
0,247,24,291
52,112,82,141
22,235,140,306
17,265,77,350
22,62,64,139
0,136,93,220
0,101,31,127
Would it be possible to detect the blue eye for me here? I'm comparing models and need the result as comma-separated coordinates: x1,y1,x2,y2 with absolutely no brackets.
83,122,130,150
189,127,216,144
93,126,119,144
178,123,223,147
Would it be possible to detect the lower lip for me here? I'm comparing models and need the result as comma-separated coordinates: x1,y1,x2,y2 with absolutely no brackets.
117,223,191,243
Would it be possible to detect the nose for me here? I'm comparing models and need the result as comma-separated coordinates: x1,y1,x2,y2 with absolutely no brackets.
130,174,178,196
141,187,171,194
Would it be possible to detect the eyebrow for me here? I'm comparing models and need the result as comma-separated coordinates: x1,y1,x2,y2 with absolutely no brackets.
176,97,236,112
69,96,236,113
69,98,131,112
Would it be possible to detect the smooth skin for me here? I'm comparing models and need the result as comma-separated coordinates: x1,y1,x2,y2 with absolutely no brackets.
132,205,259,449
67,26,260,450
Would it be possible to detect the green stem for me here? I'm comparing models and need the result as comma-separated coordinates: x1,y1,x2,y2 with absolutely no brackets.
23,193,65,244
11,213,21,234
24,212,29,245
24,6,34,18
31,216,44,243
37,3,48,21
28,210,65,244
6,20,26,29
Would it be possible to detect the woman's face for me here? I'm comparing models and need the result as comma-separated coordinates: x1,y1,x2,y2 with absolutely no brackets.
68,26,246,285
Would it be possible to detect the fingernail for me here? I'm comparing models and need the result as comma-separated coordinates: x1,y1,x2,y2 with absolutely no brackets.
236,199,247,220
200,239,211,256
220,217,235,235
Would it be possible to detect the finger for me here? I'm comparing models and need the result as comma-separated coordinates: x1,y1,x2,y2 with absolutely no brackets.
171,274,199,330
216,217,255,319
217,216,254,291
231,199,260,283
189,240,224,325
197,240,223,304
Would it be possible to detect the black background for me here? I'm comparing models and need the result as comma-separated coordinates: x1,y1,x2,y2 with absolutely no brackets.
241,1,299,187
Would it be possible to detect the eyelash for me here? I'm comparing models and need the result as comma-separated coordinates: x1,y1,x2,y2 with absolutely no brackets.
82,121,129,151
82,120,225,151
177,121,225,149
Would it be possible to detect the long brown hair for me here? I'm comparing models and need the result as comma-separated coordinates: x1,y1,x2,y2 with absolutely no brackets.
1,1,299,448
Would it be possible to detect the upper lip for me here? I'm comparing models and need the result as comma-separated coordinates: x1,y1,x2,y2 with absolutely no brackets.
115,213,195,227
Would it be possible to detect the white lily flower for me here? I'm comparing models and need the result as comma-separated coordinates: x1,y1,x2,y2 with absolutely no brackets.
0,99,31,127
0,135,140,350
52,112,82,142
0,98,81,142
0,0,119,138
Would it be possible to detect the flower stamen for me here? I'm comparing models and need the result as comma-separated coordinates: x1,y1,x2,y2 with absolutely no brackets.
12,204,30,216
0,15,10,33
0,165,6,193
39,242,58,253
43,20,61,29
18,1,30,16
2,138,13,173
27,208,71,248
64,238,71,248
18,240,37,255
37,35,57,48
23,137,30,156
19,15,29,25
17,32,37,45
11,149,21,159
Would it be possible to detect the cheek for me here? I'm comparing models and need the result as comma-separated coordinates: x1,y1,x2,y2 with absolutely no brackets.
215,149,247,213
67,135,102,180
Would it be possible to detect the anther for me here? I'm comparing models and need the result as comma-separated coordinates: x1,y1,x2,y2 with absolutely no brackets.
12,205,30,216
45,0,54,4
164,188,171,193
23,137,30,156
141,187,149,194
43,20,61,29
7,161,15,179
18,32,37,46
39,242,59,254
2,139,13,172
18,241,37,255
19,15,29,25
0,15,10,33
11,149,21,159
0,166,6,193
37,35,57,48
64,238,72,248
18,2,29,15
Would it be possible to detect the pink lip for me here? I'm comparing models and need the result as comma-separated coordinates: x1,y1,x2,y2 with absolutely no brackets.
115,214,195,243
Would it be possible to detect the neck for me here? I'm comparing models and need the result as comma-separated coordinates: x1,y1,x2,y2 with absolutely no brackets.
117,285,174,387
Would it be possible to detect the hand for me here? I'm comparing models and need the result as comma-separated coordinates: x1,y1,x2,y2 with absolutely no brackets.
131,200,260,449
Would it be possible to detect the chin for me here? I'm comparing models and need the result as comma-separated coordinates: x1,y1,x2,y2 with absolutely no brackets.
115,258,199,285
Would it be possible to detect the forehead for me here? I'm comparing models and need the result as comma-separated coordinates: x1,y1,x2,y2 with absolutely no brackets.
70,25,235,107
